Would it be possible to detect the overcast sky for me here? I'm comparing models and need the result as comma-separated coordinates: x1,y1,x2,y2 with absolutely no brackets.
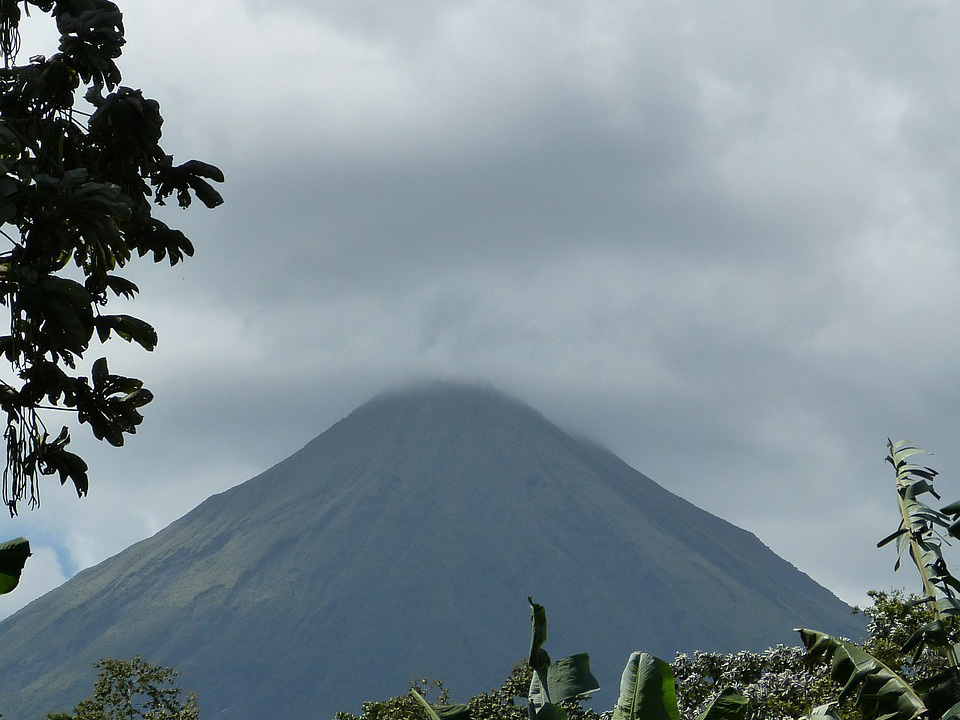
0,0,958,619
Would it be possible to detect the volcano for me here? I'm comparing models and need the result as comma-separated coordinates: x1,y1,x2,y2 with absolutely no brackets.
0,382,861,719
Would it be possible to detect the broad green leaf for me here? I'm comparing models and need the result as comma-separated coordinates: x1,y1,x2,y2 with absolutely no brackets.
410,689,471,720
96,314,157,351
798,628,926,720
432,707,471,720
612,652,680,720
0,537,30,594
410,689,442,720
696,687,748,720
545,653,600,704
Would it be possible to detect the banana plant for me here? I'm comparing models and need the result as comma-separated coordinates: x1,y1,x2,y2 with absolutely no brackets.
527,597,601,720
798,441,960,720
408,599,748,720
528,598,747,720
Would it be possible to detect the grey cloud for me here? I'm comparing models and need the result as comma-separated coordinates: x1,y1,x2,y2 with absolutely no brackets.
9,0,960,619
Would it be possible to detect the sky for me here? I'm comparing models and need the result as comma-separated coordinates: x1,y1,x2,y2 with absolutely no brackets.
1,0,959,618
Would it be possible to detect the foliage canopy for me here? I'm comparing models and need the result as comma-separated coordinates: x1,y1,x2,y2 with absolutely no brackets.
46,657,200,720
334,589,951,720
797,440,960,720
0,0,222,513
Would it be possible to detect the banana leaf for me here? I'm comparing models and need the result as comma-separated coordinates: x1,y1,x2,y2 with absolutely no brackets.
528,597,550,670
530,703,567,720
410,689,471,720
803,702,841,719
612,652,680,720
798,629,926,720
901,619,950,663
0,537,30,594
888,441,931,469
695,687,748,720
526,599,599,717
914,667,960,718
528,653,600,706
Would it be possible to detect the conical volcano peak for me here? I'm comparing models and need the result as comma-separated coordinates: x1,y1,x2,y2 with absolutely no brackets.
0,382,865,720
285,379,581,485
345,379,552,433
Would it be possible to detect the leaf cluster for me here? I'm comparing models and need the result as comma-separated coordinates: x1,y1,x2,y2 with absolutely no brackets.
46,657,199,720
334,667,601,720
672,646,849,720
857,588,960,682
0,0,222,512
334,586,960,720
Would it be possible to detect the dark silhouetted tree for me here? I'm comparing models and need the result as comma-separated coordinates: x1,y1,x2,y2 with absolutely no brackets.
0,0,223,513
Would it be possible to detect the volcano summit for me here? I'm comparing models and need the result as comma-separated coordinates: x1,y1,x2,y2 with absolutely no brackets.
0,382,860,719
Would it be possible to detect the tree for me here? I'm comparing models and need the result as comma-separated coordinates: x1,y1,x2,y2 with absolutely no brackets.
672,645,843,719
0,0,223,514
46,657,200,720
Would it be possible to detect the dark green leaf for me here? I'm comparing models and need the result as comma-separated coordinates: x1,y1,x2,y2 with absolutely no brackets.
696,688,748,720
179,159,225,182
544,654,599,704
943,700,960,720
798,628,926,720
104,274,139,299
528,597,550,670
915,668,960,717
0,537,30,594
532,704,567,720
91,357,108,386
901,620,949,662
0,121,20,155
410,689,471,720
95,314,157,351
877,527,907,548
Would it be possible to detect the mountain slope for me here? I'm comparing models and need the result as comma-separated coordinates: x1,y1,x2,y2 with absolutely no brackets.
0,382,862,719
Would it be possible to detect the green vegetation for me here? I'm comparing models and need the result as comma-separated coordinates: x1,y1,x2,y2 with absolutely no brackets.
46,657,199,720
798,440,960,720
23,437,956,720
332,588,954,720
334,438,960,720
0,0,222,514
